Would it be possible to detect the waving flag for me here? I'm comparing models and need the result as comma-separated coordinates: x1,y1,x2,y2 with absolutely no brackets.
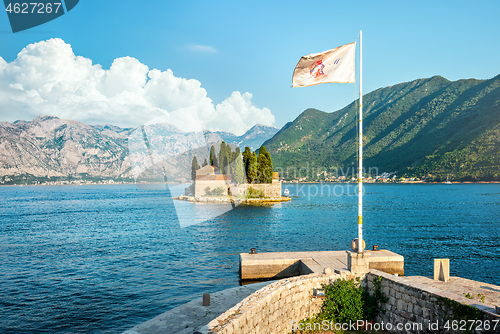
292,42,356,87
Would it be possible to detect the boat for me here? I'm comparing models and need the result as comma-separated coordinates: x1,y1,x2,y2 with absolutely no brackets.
444,175,452,185
283,189,290,196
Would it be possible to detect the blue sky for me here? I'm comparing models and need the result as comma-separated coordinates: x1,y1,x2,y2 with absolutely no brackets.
0,0,499,134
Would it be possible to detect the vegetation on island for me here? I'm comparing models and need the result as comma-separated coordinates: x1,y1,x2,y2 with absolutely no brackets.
264,74,500,182
190,142,274,198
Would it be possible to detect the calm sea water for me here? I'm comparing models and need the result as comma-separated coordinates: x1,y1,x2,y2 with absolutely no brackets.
1,183,499,333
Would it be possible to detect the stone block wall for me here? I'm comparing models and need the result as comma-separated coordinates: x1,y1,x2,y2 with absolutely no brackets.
368,269,500,333
204,269,500,334
195,179,231,196
232,181,282,199
204,271,354,334
247,181,282,199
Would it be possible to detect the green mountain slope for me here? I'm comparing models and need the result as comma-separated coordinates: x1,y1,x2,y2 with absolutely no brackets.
264,74,500,180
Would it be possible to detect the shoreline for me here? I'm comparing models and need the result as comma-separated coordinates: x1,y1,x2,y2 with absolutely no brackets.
173,195,291,204
2,180,500,187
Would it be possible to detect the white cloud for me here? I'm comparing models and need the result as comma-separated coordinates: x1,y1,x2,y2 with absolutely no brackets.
187,44,218,53
0,38,274,135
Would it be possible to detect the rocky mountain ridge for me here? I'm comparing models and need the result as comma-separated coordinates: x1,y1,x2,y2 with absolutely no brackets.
264,74,500,181
0,115,278,184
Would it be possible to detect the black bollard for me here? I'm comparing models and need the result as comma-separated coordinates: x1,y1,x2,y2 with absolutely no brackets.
203,293,210,306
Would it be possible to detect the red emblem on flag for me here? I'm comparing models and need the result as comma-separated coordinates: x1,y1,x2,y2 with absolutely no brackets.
309,59,325,78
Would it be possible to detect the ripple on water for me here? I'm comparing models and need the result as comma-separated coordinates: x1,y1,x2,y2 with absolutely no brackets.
0,183,499,333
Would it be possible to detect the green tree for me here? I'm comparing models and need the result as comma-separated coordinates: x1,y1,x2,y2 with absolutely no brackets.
242,147,252,166
223,156,229,176
225,144,233,175
202,158,208,167
210,145,217,167
265,147,273,183
233,149,245,185
191,156,200,182
257,146,273,183
219,142,227,174
247,152,258,183
242,147,253,182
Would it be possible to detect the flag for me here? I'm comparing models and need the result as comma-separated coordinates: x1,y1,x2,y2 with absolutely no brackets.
292,42,356,87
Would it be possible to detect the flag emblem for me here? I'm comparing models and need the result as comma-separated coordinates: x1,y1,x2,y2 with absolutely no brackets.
292,42,356,87
310,59,325,78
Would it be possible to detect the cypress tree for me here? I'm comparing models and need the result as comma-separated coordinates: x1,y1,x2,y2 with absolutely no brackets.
219,142,227,174
234,147,241,167
247,152,258,183
223,156,229,176
265,147,273,183
242,147,252,181
257,146,273,183
225,144,233,175
210,145,217,166
191,156,200,181
233,148,245,185
202,158,208,167
213,154,218,169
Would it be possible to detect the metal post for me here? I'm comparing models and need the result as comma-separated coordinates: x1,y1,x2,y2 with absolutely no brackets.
358,30,363,253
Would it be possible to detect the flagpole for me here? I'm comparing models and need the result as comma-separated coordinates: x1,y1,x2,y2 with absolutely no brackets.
358,30,363,253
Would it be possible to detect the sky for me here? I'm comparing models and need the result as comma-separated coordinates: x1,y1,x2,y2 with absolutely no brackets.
0,0,499,135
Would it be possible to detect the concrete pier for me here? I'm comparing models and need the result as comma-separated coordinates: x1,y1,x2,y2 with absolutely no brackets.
239,249,404,280
122,281,271,334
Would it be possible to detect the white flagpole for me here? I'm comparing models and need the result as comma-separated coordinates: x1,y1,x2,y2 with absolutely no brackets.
358,30,363,253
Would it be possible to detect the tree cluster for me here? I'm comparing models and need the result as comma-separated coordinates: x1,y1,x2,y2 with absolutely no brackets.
191,143,274,185
242,145,273,184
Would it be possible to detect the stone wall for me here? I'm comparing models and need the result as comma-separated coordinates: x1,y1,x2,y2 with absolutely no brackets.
203,271,354,334
247,180,282,198
203,269,500,334
230,180,282,199
195,179,230,196
368,269,500,333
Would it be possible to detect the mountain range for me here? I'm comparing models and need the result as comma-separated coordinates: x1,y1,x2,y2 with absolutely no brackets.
0,116,278,184
2,73,500,185
264,74,500,181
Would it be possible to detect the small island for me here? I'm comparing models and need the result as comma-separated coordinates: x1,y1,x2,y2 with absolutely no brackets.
174,143,290,204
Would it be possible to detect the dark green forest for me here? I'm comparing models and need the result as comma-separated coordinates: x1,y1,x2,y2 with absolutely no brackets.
264,74,500,181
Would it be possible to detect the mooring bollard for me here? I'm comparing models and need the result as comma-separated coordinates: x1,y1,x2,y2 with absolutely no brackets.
434,258,450,282
250,248,257,254
203,293,210,306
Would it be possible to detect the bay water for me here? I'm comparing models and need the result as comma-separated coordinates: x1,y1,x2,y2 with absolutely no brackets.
1,183,499,333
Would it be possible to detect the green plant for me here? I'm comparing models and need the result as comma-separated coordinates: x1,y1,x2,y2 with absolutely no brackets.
204,187,212,196
464,292,473,299
437,296,483,334
363,276,389,320
246,187,265,198
214,186,226,196
321,278,364,324
477,293,485,303
294,277,389,333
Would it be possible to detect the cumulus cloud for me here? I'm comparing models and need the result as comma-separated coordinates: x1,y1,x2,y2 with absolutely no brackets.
0,38,274,135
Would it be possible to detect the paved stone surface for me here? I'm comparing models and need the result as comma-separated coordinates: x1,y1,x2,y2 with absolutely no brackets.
125,250,405,333
408,275,500,306
240,249,403,279
122,251,500,334
121,281,272,334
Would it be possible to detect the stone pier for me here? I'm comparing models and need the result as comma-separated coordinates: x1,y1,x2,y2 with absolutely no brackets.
239,249,404,280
